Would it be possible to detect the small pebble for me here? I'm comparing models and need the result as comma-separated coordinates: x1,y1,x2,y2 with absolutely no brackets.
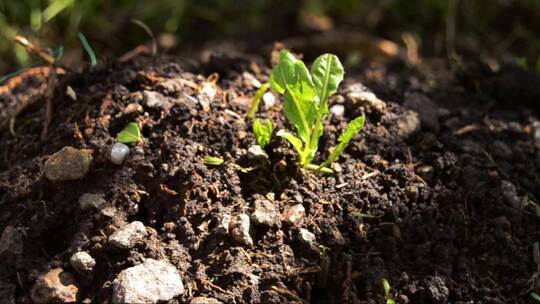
396,111,421,139
0,226,23,257
31,268,79,304
215,213,231,235
79,193,106,211
297,228,317,247
44,147,92,181
251,199,280,227
229,214,253,246
111,143,130,165
247,145,269,160
282,204,306,226
112,259,184,304
109,221,148,249
262,92,276,110
501,180,520,208
70,251,96,274
330,104,345,117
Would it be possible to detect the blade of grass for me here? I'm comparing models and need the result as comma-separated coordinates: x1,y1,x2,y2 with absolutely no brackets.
78,32,97,66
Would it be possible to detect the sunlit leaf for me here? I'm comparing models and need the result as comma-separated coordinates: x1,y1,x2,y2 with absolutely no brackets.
117,122,142,144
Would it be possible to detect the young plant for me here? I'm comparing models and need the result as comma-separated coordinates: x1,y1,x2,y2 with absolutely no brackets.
252,118,273,148
382,278,396,304
203,156,224,166
117,122,142,144
270,50,365,172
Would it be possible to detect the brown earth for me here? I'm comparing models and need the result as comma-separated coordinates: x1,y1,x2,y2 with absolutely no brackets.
0,53,539,303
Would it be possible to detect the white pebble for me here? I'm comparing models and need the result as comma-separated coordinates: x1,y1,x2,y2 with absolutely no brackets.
330,104,345,117
262,92,276,110
111,143,130,165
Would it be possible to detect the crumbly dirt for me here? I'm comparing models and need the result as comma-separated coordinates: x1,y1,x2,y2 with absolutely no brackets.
0,53,539,303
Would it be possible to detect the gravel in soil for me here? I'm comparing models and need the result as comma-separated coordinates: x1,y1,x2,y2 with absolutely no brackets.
0,54,539,303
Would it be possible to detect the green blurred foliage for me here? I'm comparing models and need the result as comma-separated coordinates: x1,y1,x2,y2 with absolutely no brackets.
1,0,540,73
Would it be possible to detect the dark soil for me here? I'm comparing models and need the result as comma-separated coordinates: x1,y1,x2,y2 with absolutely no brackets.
0,53,539,303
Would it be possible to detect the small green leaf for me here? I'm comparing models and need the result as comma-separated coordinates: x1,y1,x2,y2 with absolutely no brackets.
78,32,97,66
253,118,273,148
247,83,270,118
531,292,540,302
276,129,304,157
386,299,396,304
270,50,317,153
117,122,142,144
321,115,365,167
382,278,391,297
203,156,224,166
311,53,344,115
351,211,379,219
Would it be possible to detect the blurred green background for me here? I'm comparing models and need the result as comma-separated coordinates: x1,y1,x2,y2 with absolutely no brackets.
1,0,540,74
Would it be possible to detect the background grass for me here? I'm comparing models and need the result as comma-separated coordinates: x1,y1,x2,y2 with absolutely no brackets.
1,0,540,74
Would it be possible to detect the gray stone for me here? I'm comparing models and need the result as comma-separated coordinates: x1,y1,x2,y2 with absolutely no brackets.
109,221,148,249
423,276,449,303
143,90,172,110
110,142,130,165
113,259,184,304
501,180,520,208
297,228,317,247
100,206,118,218
396,111,420,139
70,251,96,274
247,145,269,160
251,199,279,227
78,193,106,211
345,83,386,113
330,104,345,117
0,226,23,256
229,214,253,246
215,213,231,235
282,204,305,226
242,72,262,88
262,92,276,110
44,147,92,181
31,268,79,303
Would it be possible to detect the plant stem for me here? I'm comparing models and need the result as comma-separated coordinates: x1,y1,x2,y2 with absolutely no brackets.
306,163,334,175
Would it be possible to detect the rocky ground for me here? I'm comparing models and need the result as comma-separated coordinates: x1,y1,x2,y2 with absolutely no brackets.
0,53,539,303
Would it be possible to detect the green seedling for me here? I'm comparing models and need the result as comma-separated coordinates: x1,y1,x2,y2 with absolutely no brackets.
253,118,273,148
382,278,396,304
351,211,380,219
203,156,224,166
78,32,97,66
247,83,270,118
270,50,365,173
117,122,142,144
532,292,540,302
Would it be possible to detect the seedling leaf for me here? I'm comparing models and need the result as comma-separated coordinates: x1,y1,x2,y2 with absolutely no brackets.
382,278,391,296
253,118,273,148
269,50,364,171
321,115,365,167
277,129,304,157
247,83,270,118
203,156,224,166
531,292,540,302
78,32,97,66
117,122,142,144
351,211,379,219
311,53,344,115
